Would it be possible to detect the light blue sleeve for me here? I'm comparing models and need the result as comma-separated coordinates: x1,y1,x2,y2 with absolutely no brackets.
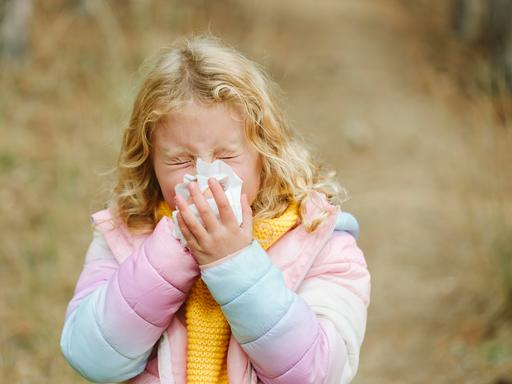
201,213,361,382
202,211,360,342
200,241,327,381
60,285,151,383
200,240,295,344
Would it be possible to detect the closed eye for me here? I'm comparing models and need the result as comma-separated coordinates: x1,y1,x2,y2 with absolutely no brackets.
167,160,193,166
218,155,239,160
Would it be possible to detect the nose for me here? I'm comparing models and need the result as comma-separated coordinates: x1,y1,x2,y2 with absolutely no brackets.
200,156,212,163
196,155,215,164
188,155,213,176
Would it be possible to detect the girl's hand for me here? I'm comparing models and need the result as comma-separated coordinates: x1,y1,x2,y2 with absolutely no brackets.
175,178,253,265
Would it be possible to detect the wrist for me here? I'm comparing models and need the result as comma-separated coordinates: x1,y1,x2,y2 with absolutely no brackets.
197,240,254,269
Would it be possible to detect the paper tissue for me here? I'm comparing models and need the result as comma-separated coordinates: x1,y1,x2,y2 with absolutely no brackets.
172,158,243,245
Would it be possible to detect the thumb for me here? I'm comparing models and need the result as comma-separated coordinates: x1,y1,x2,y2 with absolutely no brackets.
240,193,253,230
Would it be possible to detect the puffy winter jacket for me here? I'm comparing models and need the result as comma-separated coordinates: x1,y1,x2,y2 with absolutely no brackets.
60,191,370,383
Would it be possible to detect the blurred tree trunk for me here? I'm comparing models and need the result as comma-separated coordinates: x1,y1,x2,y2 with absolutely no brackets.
453,0,512,92
0,0,33,65
487,0,512,92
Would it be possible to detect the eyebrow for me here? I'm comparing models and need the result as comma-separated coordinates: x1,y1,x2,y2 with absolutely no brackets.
161,143,242,158
161,147,188,157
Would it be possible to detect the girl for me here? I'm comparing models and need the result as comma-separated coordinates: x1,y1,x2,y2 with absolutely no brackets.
60,35,370,384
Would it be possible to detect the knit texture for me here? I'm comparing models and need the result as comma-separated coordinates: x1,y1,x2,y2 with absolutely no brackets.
158,200,299,384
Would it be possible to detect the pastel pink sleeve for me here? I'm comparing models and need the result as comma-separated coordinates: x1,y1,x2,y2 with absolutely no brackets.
61,217,199,382
100,217,199,344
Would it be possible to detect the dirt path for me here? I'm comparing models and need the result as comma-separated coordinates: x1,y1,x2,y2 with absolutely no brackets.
222,1,512,382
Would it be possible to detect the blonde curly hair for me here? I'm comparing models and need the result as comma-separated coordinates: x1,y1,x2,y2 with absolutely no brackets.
112,34,347,233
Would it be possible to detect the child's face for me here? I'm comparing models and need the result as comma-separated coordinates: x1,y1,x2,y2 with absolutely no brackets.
152,99,262,211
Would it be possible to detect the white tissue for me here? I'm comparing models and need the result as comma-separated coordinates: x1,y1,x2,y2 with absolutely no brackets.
172,159,243,245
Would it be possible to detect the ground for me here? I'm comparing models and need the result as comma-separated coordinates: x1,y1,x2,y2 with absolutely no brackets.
0,1,511,382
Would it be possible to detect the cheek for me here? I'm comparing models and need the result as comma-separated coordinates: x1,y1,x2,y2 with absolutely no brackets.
155,169,190,210
232,161,261,203
242,178,260,205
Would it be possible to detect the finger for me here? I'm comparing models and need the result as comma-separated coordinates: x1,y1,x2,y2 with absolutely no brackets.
175,194,208,242
188,181,218,231
176,211,198,246
208,178,237,226
240,193,253,232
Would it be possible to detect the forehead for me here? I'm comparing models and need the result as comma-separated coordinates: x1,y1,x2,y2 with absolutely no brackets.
153,101,247,152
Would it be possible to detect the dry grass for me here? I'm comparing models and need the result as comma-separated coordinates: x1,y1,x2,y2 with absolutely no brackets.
0,1,511,383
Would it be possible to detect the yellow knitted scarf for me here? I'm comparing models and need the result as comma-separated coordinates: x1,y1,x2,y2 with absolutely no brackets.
158,201,299,384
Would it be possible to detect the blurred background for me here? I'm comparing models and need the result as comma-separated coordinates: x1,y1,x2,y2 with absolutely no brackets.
1,0,511,383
